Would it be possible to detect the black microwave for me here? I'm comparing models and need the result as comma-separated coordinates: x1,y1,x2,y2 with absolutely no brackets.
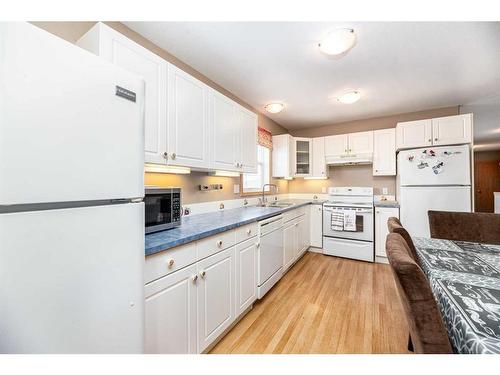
144,187,182,234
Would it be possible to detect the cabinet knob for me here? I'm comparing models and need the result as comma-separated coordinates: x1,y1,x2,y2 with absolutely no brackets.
428,139,432,142
217,240,223,248
434,138,438,141
376,210,380,214
375,169,378,172
192,275,198,283
167,259,175,268
247,229,252,235
256,242,260,248
163,151,169,159
171,153,176,160
200,270,206,279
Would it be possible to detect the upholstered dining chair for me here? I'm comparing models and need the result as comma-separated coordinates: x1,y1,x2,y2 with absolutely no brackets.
386,233,454,354
428,210,500,245
387,217,419,262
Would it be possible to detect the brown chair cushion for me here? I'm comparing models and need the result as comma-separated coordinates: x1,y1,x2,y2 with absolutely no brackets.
386,233,453,354
387,217,419,262
428,210,500,245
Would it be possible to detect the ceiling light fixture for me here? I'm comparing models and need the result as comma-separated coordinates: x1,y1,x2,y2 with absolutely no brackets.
319,28,356,56
337,91,361,104
265,102,284,114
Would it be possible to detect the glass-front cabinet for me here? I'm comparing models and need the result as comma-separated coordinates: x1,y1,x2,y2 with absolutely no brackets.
294,137,312,177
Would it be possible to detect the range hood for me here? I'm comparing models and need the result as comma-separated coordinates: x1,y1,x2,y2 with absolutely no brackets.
325,152,373,166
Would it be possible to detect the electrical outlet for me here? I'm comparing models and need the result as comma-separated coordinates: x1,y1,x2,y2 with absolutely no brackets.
233,184,240,194
321,187,327,194
382,187,388,195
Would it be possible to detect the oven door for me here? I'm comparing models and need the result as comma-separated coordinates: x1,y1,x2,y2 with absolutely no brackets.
322,205,374,242
144,191,173,233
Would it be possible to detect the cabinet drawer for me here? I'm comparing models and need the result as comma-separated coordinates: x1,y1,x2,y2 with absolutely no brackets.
234,222,258,244
196,230,235,260
283,207,305,223
145,242,197,284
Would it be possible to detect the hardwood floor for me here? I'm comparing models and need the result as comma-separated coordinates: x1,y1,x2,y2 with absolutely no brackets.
210,252,410,354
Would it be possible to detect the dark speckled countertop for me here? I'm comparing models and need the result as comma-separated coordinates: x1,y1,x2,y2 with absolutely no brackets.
145,199,325,256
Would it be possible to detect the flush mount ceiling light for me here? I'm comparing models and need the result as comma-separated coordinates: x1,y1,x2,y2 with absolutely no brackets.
337,91,361,104
318,28,356,56
265,102,284,114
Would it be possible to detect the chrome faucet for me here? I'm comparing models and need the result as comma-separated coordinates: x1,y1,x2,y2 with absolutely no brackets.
261,183,277,206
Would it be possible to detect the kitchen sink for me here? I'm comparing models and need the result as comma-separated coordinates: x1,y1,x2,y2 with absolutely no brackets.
265,201,295,208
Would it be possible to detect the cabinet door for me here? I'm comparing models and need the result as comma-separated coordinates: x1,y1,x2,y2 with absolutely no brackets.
197,247,235,352
238,106,258,173
348,131,373,154
92,24,168,165
283,222,297,271
294,138,312,176
311,137,328,178
145,264,197,354
432,114,472,146
396,119,432,150
235,238,257,316
373,128,396,176
375,207,399,258
325,134,348,157
310,204,323,248
297,216,309,257
167,65,209,168
211,91,239,171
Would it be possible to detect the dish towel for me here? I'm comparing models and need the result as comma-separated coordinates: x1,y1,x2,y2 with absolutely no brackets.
330,212,344,231
343,210,357,231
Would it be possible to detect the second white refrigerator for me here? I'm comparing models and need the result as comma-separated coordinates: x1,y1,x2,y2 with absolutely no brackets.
398,144,472,238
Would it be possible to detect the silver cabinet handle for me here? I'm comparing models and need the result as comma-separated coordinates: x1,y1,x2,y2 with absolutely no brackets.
256,243,260,248
217,240,223,248
234,162,239,167
192,275,198,283
163,152,168,159
167,259,175,268
200,270,206,279
247,229,252,235
171,153,176,160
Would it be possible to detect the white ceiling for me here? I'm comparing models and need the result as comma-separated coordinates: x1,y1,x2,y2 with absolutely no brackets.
124,22,500,130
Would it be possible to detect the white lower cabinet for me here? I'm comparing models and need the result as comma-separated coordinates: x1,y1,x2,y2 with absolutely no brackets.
197,247,235,352
375,207,399,259
235,238,257,317
145,264,198,354
283,220,298,271
297,215,309,257
310,204,323,248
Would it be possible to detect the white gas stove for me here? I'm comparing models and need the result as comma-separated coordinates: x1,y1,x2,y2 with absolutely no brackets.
322,187,374,262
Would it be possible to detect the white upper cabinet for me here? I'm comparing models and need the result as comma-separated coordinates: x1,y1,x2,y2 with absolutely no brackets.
167,65,209,169
325,134,349,157
238,106,258,173
311,137,328,178
396,119,432,150
210,91,258,173
210,91,239,171
348,131,373,154
272,134,295,178
294,138,312,177
324,132,372,156
373,128,396,176
432,114,472,146
77,23,168,165
396,114,473,150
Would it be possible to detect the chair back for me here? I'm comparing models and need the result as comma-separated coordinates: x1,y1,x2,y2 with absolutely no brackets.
386,233,453,354
428,210,500,245
387,217,419,262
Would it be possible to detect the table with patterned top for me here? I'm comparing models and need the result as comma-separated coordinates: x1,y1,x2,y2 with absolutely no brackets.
414,237,500,354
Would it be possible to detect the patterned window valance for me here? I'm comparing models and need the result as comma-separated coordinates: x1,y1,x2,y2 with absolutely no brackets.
258,127,273,149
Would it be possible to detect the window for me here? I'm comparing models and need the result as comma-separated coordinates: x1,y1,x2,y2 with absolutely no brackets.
241,145,271,194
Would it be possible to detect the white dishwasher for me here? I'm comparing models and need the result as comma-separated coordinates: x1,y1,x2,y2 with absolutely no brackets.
257,215,284,299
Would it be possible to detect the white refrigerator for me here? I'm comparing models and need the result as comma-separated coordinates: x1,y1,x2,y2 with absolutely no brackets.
0,23,145,353
397,144,472,238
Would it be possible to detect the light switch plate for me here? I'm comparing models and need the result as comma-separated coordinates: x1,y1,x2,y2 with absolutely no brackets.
233,184,240,194
382,187,388,195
